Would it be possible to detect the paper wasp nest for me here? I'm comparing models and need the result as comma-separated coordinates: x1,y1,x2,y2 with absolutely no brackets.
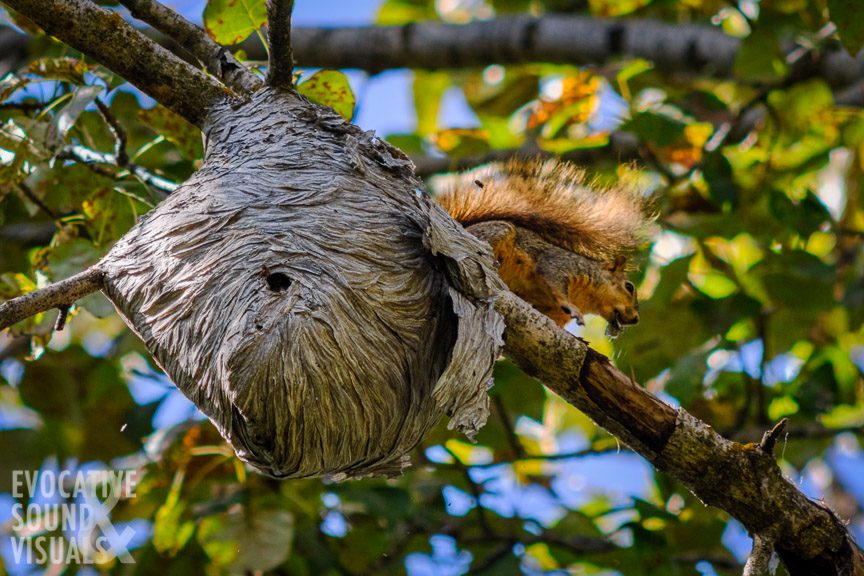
99,90,504,479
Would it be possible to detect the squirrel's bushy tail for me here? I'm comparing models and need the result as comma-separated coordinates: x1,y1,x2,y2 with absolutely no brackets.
435,159,652,263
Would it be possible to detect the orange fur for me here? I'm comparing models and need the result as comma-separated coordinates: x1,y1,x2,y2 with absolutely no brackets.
436,159,650,333
436,159,651,264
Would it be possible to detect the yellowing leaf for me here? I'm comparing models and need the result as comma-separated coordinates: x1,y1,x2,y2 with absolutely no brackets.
297,70,356,121
203,0,267,45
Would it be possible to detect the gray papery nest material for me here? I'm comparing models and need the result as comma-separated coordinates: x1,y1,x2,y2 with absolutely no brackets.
99,90,505,479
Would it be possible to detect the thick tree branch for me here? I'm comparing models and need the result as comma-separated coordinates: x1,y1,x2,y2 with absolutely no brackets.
494,291,864,576
118,0,261,95
1,0,230,127
266,0,295,89
0,266,104,330
261,16,864,88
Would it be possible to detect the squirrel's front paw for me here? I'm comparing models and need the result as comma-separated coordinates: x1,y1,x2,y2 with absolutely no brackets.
561,304,585,326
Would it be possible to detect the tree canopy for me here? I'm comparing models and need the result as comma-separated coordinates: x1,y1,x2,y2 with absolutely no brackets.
0,0,863,574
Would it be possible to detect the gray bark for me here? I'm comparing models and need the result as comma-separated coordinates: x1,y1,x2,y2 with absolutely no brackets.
119,0,262,95
1,0,231,127
0,267,103,328
495,292,864,576
266,0,295,89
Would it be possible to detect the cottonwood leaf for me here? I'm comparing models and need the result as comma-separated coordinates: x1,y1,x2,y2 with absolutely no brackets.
203,0,267,45
297,70,356,121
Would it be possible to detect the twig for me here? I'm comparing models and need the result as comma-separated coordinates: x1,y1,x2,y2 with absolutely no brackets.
95,99,128,166
266,0,295,89
743,534,776,576
54,305,69,331
469,541,512,574
759,418,788,455
443,445,492,536
493,395,526,460
57,144,178,196
3,0,230,127
118,0,261,94
0,266,104,330
16,183,58,220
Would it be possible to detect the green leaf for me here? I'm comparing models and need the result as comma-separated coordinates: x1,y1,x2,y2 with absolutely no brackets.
754,250,834,310
702,153,737,209
734,29,787,83
154,498,195,555
828,0,864,56
413,71,450,137
768,80,834,131
139,105,203,161
768,189,831,238
203,0,267,45
198,504,294,573
297,70,356,121
623,111,685,147
46,238,104,280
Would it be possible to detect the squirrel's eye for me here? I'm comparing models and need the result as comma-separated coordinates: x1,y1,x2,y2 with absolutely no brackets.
624,281,635,295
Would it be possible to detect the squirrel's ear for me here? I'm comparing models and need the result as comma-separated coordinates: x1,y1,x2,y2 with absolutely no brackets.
606,255,627,273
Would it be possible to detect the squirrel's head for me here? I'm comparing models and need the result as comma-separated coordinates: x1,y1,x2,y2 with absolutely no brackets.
602,256,640,337
569,255,639,338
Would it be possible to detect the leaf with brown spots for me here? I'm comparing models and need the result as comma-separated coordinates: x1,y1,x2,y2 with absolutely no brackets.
297,69,356,121
203,0,267,45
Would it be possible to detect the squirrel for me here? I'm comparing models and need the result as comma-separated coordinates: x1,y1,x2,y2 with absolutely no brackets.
435,159,651,337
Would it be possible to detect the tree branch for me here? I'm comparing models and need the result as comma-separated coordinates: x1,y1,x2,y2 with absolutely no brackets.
118,0,261,95
493,291,864,576
744,534,777,576
249,16,864,89
1,0,230,127
266,0,295,89
0,266,104,330
57,144,179,196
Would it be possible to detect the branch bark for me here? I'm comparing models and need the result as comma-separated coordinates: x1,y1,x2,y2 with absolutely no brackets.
494,291,864,576
118,0,261,95
1,0,230,127
261,16,864,89
266,0,295,89
0,266,104,329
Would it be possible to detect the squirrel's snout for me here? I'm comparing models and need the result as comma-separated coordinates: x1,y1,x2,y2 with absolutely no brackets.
616,307,640,326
